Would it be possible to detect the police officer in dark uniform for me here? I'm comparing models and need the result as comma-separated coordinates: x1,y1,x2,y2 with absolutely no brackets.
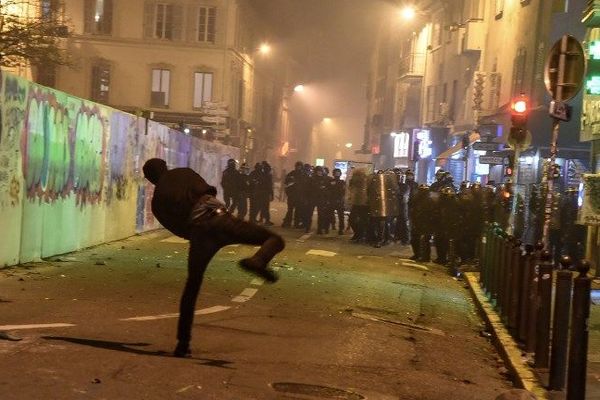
328,168,346,235
310,166,331,234
237,163,250,220
434,187,458,264
248,163,263,223
221,158,239,212
282,161,304,228
398,169,418,245
258,161,274,226
409,184,433,261
142,158,285,357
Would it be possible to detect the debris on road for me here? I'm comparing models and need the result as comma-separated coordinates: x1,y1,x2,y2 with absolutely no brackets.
0,331,22,341
94,261,106,266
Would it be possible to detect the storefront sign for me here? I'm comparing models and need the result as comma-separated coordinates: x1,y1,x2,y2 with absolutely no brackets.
580,173,600,225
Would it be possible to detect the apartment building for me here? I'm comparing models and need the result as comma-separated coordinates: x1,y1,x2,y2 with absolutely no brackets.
43,0,289,164
365,0,588,186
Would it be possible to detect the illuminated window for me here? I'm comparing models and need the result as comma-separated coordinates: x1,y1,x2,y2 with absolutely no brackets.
393,132,410,158
193,72,213,108
84,0,113,35
151,69,170,107
198,6,216,43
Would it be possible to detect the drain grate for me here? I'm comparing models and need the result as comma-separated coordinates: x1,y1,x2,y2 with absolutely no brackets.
271,382,365,399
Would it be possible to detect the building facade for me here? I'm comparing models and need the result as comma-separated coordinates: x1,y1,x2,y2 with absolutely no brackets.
365,0,589,187
47,0,290,165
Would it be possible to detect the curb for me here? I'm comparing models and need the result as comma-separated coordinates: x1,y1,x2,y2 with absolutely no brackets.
464,272,549,400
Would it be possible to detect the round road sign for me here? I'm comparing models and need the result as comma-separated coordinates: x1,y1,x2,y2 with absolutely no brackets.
544,35,585,102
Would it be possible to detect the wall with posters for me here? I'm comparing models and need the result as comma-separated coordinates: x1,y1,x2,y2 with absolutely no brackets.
0,72,239,267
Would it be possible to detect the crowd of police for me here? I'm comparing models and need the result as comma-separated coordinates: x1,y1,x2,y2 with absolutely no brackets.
222,160,585,266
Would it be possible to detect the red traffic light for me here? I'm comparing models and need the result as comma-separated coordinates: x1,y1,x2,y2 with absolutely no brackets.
511,95,529,115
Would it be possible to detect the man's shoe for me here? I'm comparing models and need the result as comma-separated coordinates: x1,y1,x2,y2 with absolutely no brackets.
174,342,191,358
264,221,274,226
409,255,419,261
239,258,279,283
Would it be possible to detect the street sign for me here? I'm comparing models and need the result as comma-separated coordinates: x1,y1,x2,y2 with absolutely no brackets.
473,142,500,151
479,156,505,165
544,35,585,102
549,100,572,121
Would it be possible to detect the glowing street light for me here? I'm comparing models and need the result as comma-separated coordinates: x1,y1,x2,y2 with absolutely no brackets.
345,143,353,149
322,117,332,123
259,43,271,55
399,6,416,21
294,84,305,93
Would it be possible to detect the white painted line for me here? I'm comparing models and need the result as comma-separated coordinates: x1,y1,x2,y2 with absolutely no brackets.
403,262,430,271
161,236,188,244
0,323,76,330
224,244,240,248
306,249,337,257
250,278,264,286
297,233,312,242
121,305,231,321
195,305,231,315
232,288,258,303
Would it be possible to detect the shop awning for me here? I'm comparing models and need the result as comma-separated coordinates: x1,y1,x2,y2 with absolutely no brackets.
435,132,481,166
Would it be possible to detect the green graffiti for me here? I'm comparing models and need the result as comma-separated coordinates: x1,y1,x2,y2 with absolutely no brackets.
73,107,105,204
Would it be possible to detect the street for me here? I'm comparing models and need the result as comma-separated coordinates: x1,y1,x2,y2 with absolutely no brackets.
0,204,511,399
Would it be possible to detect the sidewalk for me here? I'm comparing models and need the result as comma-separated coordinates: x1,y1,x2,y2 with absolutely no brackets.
465,272,600,400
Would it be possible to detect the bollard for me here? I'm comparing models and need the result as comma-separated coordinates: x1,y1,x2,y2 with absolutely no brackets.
508,240,522,335
490,232,501,304
566,260,592,400
526,242,544,353
518,245,534,343
549,256,573,391
479,226,489,286
500,236,514,320
535,250,554,368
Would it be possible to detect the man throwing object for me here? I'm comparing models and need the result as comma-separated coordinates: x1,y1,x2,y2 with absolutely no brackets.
142,158,285,357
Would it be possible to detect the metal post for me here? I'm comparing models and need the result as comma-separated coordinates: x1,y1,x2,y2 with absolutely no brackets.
535,250,554,368
518,245,534,343
542,35,568,248
526,242,544,352
549,256,573,391
501,236,515,320
566,261,592,400
508,240,522,334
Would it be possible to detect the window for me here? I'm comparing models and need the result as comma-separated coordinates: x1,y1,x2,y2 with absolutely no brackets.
40,0,59,20
193,72,213,108
198,6,216,43
84,0,113,35
151,69,170,107
91,62,110,103
155,3,174,39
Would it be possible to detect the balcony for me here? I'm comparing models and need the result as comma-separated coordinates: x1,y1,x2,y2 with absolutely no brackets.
398,53,426,78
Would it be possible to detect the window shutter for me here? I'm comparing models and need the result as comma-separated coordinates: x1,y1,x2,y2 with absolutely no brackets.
172,5,184,41
83,0,94,33
102,0,113,35
207,7,216,43
187,4,199,42
143,1,155,39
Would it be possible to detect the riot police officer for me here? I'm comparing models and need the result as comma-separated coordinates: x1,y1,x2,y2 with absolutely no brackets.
282,161,305,228
348,168,369,242
329,168,346,235
409,185,433,261
221,158,240,212
368,170,401,247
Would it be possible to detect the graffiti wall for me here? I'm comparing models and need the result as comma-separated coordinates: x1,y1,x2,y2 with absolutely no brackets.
0,71,239,267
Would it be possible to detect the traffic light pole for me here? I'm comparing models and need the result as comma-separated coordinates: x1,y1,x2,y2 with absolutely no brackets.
507,146,522,236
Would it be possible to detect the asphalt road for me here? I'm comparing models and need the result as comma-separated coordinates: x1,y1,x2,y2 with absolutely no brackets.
0,203,512,399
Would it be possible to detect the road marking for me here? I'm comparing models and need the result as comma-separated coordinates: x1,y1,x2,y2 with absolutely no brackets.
0,323,76,331
250,278,264,286
403,262,430,271
297,233,312,242
161,236,188,244
306,249,337,257
232,288,258,303
120,305,231,321
351,312,445,336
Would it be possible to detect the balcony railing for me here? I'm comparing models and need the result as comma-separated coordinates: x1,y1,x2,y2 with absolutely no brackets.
399,53,426,78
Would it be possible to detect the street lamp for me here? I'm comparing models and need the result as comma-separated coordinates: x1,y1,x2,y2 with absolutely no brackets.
259,43,271,55
294,84,305,93
399,6,416,21
322,117,332,123
345,143,353,149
